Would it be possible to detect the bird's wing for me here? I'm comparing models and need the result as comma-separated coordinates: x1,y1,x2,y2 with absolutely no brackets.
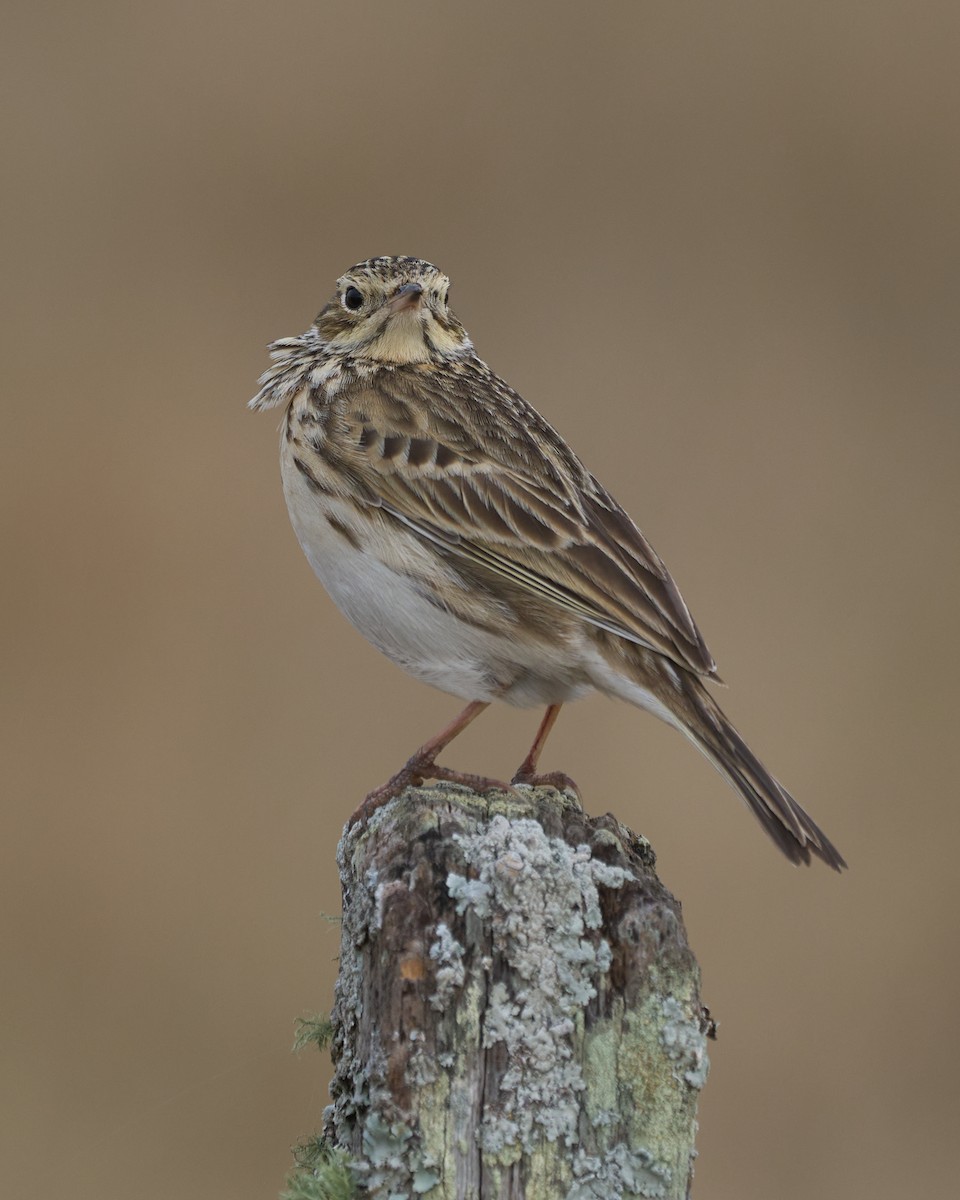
333,368,717,677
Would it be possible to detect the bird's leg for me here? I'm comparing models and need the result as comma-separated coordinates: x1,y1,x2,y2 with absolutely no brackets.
511,703,581,796
351,700,512,827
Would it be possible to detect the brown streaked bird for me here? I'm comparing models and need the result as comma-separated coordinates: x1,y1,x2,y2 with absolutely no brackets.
250,255,845,869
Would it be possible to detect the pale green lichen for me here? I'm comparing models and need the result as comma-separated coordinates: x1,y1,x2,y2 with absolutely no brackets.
332,1093,444,1195
293,1014,336,1054
362,1111,412,1168
281,1138,356,1200
355,1112,438,1194
412,1164,442,1193
582,1018,621,1121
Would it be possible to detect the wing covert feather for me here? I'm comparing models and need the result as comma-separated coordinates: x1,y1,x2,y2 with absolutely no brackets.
333,370,717,676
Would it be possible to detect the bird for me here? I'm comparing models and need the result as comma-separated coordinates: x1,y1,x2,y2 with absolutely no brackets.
250,255,845,869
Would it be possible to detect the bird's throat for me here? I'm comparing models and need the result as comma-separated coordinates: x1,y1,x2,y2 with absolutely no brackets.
364,317,433,364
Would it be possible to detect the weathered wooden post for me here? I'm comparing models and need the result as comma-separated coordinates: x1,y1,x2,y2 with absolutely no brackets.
296,784,711,1199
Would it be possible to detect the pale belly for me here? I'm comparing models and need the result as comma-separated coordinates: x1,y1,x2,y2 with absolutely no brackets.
281,455,594,707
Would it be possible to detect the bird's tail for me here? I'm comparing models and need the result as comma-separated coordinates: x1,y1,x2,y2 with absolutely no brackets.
592,653,846,869
684,683,846,869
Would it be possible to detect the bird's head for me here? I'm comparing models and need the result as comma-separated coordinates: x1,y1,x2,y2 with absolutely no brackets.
313,256,471,364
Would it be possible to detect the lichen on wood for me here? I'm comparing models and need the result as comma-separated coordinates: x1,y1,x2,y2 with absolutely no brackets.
321,784,709,1199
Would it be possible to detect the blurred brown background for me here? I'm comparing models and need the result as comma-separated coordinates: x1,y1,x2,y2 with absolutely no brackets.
2,3,958,1197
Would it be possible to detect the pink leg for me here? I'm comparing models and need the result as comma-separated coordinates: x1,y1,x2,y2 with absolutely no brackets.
350,701,512,826
511,704,580,796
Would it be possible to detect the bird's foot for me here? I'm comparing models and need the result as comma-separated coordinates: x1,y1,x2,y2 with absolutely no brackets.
427,763,515,794
510,766,582,798
348,753,513,829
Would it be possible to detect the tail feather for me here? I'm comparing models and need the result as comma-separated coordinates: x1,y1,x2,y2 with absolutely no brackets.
588,647,846,870
679,678,846,870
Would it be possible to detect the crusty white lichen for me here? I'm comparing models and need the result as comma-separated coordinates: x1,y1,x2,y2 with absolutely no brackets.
660,997,710,1091
568,1143,671,1200
428,922,466,1010
346,1111,441,1196
446,815,632,1154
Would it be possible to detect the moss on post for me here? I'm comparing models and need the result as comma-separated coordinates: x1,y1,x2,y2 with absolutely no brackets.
316,785,710,1200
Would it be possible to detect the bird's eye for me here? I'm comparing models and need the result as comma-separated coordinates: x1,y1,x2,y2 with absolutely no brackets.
343,286,364,311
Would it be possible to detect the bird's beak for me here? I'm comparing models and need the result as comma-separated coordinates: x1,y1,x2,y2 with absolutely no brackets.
385,282,423,314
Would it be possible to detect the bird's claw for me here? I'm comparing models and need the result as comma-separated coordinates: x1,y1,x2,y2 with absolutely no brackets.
510,768,582,799
348,754,514,829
